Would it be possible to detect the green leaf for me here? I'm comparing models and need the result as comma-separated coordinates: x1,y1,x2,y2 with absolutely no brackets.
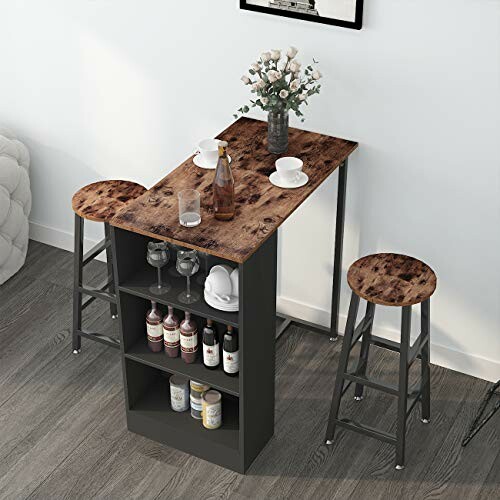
249,69,256,75
243,105,250,113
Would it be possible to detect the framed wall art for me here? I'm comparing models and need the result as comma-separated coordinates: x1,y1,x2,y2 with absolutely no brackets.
240,0,364,30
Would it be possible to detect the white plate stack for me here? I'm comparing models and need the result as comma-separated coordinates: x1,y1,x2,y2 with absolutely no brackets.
204,265,239,312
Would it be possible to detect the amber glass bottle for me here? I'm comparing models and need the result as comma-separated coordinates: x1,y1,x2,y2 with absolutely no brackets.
213,141,235,221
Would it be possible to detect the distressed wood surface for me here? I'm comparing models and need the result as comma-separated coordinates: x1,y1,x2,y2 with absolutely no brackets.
72,180,147,223
111,117,358,263
347,253,437,307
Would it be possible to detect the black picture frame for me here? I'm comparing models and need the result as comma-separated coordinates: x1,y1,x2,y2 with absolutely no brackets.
240,0,364,30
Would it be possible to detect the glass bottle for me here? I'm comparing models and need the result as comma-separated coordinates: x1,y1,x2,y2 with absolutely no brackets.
163,305,180,358
146,301,163,353
223,325,239,377
202,319,220,370
180,311,198,364
213,141,235,221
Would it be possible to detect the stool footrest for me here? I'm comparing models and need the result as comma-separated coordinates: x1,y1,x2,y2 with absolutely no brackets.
81,277,114,311
82,238,110,267
370,335,401,354
344,372,399,396
79,285,117,304
77,330,120,349
336,418,396,445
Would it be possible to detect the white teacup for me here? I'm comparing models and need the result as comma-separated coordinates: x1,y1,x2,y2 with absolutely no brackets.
275,157,303,184
196,139,219,166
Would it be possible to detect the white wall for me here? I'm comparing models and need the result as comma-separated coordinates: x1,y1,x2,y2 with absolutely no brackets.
1,0,499,381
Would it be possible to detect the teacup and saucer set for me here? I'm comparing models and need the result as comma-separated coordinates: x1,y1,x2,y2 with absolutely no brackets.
269,157,309,189
204,265,239,312
193,139,232,170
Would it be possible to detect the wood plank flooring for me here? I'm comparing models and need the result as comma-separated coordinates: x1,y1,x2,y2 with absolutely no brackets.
0,241,498,499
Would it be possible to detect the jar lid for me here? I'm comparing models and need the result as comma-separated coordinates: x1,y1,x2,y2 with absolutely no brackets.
170,375,188,387
190,380,210,392
203,390,222,404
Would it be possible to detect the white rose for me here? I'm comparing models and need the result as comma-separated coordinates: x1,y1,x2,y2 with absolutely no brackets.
251,62,261,72
287,46,298,58
290,79,300,91
257,78,266,89
279,89,289,99
252,82,260,91
261,97,269,105
267,70,278,83
298,93,307,101
271,49,281,61
261,51,272,62
289,60,301,73
241,75,251,85
312,70,322,80
277,59,287,71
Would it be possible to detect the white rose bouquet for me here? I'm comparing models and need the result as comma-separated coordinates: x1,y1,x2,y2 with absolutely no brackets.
235,46,322,122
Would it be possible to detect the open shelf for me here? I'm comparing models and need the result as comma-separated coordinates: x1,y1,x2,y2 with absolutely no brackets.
125,338,239,396
119,265,239,327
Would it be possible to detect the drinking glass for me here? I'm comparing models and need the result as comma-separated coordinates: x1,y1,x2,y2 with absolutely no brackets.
178,189,201,227
147,242,170,295
176,249,200,304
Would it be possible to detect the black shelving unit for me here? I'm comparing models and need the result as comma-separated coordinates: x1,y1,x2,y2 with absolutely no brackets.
111,227,277,473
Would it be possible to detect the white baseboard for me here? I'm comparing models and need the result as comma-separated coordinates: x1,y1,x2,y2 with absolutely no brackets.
29,221,499,383
277,295,500,383
29,220,106,262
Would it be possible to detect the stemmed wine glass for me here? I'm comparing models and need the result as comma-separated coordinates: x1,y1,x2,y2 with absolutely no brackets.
176,249,200,304
147,242,171,295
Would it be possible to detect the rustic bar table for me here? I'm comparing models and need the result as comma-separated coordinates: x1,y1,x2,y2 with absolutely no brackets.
110,117,357,473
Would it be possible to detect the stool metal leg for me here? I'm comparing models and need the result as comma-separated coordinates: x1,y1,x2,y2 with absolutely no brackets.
354,301,376,401
104,223,118,320
325,292,360,444
420,299,431,423
395,305,411,470
72,214,84,354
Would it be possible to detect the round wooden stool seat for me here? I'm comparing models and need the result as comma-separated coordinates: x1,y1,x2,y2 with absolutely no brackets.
72,180,146,223
347,253,436,307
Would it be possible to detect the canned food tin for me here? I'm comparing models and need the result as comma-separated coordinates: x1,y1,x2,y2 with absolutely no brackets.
202,390,222,430
190,393,203,420
190,380,210,398
169,375,189,412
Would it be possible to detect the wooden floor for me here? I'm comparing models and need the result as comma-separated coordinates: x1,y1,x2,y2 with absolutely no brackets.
0,241,498,499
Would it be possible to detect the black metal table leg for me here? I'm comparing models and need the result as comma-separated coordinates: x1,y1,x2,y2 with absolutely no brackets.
104,223,118,320
420,299,431,423
325,291,360,444
395,305,411,470
72,214,84,354
330,159,348,342
354,302,376,400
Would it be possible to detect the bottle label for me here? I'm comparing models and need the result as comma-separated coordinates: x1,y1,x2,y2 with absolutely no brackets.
164,326,180,347
203,342,220,367
147,322,163,343
223,350,239,374
181,332,198,353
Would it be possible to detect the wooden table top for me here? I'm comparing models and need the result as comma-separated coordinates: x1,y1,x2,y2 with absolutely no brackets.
111,117,358,263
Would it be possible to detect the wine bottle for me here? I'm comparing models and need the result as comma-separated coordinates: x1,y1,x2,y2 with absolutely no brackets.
146,301,163,353
223,325,239,377
213,141,235,221
180,311,198,364
202,319,220,370
163,305,180,358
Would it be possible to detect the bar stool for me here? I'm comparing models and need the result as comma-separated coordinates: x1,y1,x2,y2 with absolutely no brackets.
324,253,437,469
71,180,146,353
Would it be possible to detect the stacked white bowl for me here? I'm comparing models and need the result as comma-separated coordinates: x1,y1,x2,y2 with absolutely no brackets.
204,265,239,312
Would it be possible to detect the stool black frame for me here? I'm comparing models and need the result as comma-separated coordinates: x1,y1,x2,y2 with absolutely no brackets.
72,213,120,353
325,292,431,469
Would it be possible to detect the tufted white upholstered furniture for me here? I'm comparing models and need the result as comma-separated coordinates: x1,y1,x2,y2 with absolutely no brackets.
0,127,31,285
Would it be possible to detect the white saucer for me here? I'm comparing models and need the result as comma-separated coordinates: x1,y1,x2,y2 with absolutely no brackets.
269,171,309,189
204,290,239,312
193,154,232,170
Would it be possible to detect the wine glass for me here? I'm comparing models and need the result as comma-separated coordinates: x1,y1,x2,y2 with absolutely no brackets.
176,249,200,304
147,242,171,295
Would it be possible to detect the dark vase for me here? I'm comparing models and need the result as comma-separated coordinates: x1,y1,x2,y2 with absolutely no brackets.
267,108,289,154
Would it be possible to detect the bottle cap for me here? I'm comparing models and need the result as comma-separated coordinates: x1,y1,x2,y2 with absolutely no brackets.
218,141,228,148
